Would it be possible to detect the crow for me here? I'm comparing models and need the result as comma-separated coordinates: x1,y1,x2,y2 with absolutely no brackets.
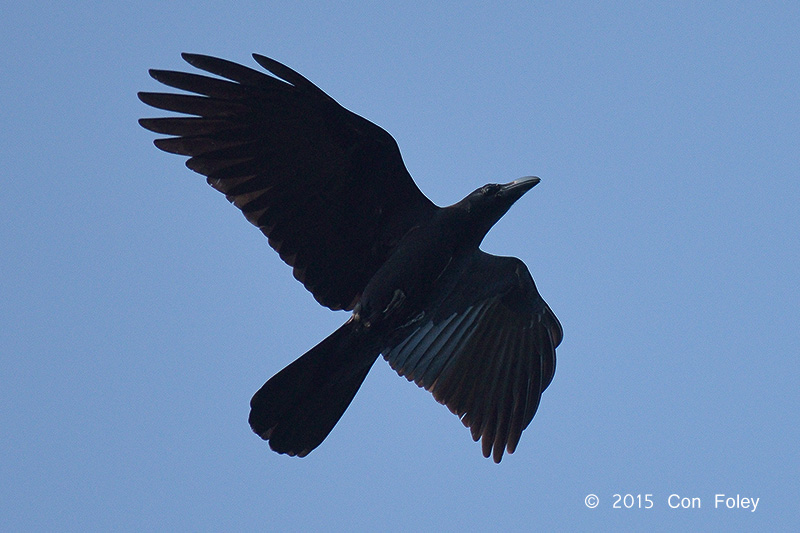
139,53,562,462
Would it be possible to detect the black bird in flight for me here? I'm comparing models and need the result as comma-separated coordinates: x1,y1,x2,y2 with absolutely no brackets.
138,53,562,463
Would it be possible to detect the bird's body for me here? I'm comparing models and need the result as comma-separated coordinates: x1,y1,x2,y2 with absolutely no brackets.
139,53,561,462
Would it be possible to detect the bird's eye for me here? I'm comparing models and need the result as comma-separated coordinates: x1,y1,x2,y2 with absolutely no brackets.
481,184,501,196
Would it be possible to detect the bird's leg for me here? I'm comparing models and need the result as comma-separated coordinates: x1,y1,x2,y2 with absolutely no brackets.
352,288,406,330
382,288,406,316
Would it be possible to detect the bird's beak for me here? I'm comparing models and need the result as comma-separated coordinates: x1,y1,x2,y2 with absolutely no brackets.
500,176,540,198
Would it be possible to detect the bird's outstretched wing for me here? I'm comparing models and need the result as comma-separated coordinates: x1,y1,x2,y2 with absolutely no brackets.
139,54,438,310
384,251,562,462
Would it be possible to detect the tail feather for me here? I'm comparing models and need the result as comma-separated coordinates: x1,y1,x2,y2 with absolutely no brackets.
249,320,380,457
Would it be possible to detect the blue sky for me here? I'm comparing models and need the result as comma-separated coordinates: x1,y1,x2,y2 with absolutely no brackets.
2,2,798,530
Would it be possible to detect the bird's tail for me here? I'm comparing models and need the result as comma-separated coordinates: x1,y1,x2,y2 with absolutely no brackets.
249,319,380,457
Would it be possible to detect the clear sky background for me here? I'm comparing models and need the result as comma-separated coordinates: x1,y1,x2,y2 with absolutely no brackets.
2,2,798,531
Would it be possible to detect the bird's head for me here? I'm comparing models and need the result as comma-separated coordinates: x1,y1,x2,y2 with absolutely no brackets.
454,176,540,238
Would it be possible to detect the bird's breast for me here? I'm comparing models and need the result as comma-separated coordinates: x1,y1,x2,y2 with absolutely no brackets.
356,223,462,331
